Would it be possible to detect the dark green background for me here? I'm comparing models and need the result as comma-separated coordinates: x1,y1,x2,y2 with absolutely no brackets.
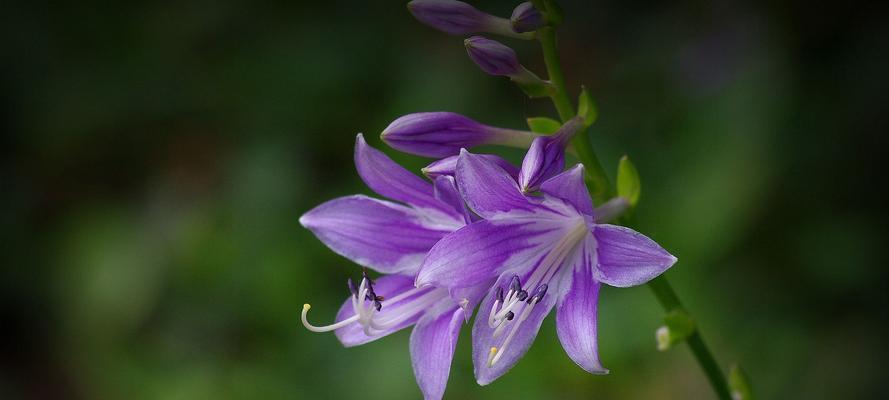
3,1,887,398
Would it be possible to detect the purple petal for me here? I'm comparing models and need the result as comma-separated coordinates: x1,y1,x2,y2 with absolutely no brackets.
433,175,471,224
416,217,569,289
300,195,455,274
472,272,557,385
355,134,456,218
410,307,464,400
456,149,535,218
423,154,519,180
540,164,595,217
556,239,609,374
335,275,423,347
593,224,678,287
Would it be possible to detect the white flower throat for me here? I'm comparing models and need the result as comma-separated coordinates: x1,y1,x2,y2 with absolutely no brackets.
487,218,589,367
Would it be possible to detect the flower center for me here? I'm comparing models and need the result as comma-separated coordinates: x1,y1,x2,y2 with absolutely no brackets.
301,271,439,336
486,218,588,367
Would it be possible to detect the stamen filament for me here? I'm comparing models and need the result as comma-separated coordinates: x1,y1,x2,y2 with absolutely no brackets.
301,304,360,332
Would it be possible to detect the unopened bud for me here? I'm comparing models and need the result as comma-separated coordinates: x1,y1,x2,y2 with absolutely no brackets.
464,36,552,97
381,112,537,158
510,2,545,33
407,0,533,39
518,116,583,192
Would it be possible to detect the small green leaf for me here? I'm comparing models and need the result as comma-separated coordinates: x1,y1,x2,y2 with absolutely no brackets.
577,86,598,127
663,310,695,339
729,364,755,400
526,117,562,134
617,155,641,208
656,310,696,351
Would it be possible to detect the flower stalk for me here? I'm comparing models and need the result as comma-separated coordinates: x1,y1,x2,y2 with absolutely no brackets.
536,15,733,400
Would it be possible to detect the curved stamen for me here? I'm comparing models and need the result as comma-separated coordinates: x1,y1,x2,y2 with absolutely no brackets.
301,304,360,332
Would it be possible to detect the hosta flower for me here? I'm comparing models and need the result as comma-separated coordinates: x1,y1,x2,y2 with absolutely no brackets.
510,2,545,33
416,149,677,384
518,115,582,193
299,134,484,399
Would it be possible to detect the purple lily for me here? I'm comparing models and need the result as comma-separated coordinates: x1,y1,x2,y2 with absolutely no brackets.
416,149,678,385
299,134,483,399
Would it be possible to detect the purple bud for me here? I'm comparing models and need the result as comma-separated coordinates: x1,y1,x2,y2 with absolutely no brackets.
510,2,545,33
518,116,583,192
407,0,492,35
422,154,520,180
381,112,537,158
464,36,522,76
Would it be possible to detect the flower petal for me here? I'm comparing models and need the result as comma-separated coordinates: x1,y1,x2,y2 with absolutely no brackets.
410,307,464,400
455,149,535,218
472,272,558,385
540,164,594,217
334,275,422,347
417,217,569,289
518,136,565,193
355,134,456,218
423,154,519,180
433,175,470,224
300,195,453,274
593,224,678,287
556,239,609,374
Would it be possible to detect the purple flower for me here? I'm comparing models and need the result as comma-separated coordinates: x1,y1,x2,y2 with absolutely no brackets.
464,36,522,76
381,112,538,158
300,134,481,399
407,0,532,39
510,2,545,33
518,116,583,193
416,149,677,384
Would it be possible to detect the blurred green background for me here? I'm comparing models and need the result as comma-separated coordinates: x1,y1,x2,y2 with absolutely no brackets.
3,1,887,399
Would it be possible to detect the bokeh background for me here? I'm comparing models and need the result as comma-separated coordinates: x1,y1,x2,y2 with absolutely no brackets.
3,1,888,399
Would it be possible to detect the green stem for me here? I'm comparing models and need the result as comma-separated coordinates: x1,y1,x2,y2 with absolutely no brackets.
648,277,732,400
538,24,732,400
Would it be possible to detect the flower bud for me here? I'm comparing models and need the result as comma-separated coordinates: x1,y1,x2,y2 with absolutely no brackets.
407,0,533,39
510,2,545,33
464,36,521,76
464,36,552,97
381,112,537,158
518,116,583,193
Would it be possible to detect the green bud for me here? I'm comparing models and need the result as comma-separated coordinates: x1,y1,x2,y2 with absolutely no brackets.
729,364,755,400
526,116,562,134
617,155,641,208
577,86,598,127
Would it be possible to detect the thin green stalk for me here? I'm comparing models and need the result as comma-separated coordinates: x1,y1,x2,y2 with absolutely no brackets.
537,24,732,400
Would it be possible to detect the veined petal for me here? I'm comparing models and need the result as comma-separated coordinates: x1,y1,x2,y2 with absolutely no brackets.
456,149,536,218
334,275,423,347
423,154,519,181
433,175,470,224
540,164,595,217
472,272,558,385
355,134,457,219
593,224,678,287
417,217,568,289
410,307,464,400
300,195,454,274
556,237,609,374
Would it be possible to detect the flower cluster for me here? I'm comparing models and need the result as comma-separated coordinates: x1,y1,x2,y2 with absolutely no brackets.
299,2,677,399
